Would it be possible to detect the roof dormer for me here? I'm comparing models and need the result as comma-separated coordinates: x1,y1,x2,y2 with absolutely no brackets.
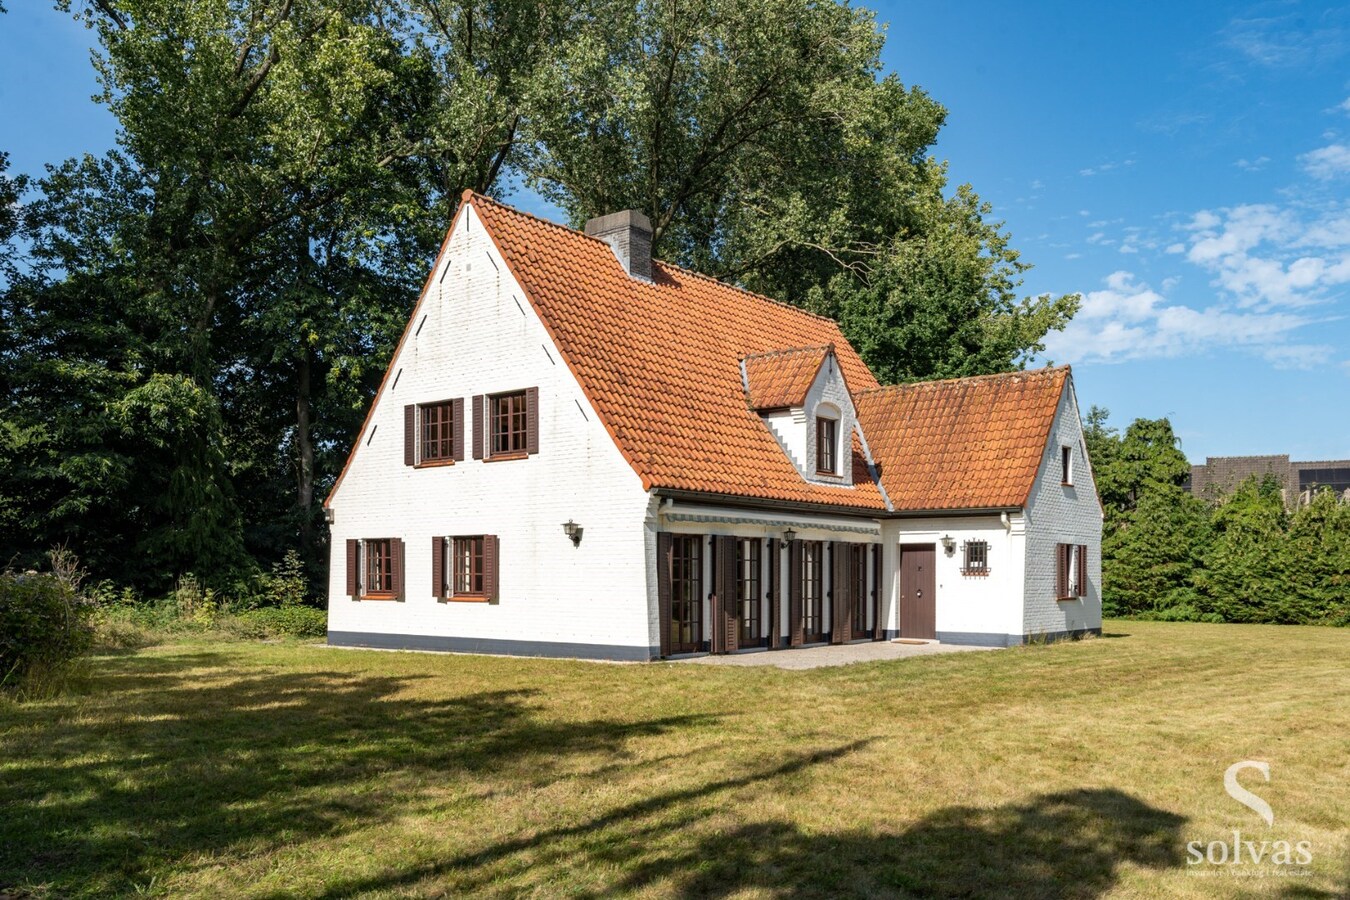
742,345,856,487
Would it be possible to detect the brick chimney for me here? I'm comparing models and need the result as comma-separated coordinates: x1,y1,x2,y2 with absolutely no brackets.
584,210,653,282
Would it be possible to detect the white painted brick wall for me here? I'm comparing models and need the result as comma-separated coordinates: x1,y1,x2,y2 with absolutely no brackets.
880,516,1026,639
326,204,654,654
1021,378,1104,637
759,353,857,486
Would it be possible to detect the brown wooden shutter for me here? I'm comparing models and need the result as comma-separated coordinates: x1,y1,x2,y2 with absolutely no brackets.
831,541,849,644
346,539,359,597
788,540,803,647
451,398,465,461
391,539,405,599
1055,543,1067,599
525,386,539,455
403,405,416,466
657,532,673,658
431,536,444,598
872,543,883,641
767,538,780,649
715,536,739,653
1077,544,1088,597
484,535,499,601
471,394,484,459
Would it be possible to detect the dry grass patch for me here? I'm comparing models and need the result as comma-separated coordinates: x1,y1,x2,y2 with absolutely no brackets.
0,621,1346,898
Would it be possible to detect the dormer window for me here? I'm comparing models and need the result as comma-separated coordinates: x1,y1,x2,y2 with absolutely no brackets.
816,416,837,475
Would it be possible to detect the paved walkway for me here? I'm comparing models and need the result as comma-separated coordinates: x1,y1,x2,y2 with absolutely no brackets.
673,639,996,670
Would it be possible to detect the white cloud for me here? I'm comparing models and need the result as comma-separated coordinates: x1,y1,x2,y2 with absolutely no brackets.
1173,203,1350,308
1300,144,1350,179
1222,16,1349,69
1341,96,1350,115
1165,242,1187,254
1235,156,1270,171
1045,272,1322,366
1079,168,1096,177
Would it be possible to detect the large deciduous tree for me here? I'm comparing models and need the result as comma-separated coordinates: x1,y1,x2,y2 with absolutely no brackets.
524,0,1077,381
5,0,1081,593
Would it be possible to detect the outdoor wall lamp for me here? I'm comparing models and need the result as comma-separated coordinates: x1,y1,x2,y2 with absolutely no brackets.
941,534,956,555
781,528,798,548
562,519,583,546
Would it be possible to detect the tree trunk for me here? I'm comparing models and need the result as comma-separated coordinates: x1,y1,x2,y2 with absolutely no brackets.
296,349,315,554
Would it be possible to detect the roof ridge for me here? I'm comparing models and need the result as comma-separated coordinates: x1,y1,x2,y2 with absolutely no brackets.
741,344,834,363
464,190,845,327
855,365,1070,396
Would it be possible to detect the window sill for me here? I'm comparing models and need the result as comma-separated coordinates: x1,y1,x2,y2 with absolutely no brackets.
441,594,491,603
484,451,528,463
1061,481,1074,487
815,469,837,476
415,458,457,469
360,593,399,601
1055,595,1082,602
960,569,991,577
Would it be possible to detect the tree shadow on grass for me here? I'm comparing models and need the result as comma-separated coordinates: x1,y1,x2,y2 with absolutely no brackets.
606,788,1186,898
0,649,719,896
314,759,1185,899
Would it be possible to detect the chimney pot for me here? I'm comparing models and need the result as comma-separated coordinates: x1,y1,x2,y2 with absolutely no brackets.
584,209,653,282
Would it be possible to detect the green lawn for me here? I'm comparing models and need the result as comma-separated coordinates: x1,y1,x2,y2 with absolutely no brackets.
1,621,1346,898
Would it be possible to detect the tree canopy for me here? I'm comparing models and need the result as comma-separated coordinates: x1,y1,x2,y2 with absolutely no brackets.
1089,408,1348,626
2,0,1078,595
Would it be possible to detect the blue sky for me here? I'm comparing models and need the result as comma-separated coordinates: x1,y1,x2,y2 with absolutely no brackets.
3,1,1348,462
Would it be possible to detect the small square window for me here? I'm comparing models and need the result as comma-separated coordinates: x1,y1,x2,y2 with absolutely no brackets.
962,540,989,575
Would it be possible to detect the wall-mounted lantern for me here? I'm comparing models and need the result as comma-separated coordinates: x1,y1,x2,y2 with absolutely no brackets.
781,527,798,548
562,519,584,546
940,534,956,556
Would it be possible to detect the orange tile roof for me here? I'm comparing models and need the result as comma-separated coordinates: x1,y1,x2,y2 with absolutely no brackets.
742,346,832,410
469,193,888,510
854,367,1069,511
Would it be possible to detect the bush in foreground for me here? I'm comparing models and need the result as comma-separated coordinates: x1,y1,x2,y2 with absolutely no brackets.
0,553,94,694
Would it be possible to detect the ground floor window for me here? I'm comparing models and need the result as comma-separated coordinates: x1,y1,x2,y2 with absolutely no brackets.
1056,543,1088,599
671,535,703,653
737,538,761,643
453,536,485,595
849,544,869,639
364,539,395,596
801,541,824,642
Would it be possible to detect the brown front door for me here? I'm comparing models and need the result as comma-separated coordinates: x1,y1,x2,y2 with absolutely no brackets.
899,544,936,640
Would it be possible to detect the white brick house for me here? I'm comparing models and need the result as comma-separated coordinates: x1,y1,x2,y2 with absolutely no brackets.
324,193,1102,660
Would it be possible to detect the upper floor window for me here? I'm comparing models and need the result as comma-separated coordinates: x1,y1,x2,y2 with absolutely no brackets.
421,401,456,462
816,416,837,475
1061,445,1073,485
405,399,463,466
492,391,528,455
